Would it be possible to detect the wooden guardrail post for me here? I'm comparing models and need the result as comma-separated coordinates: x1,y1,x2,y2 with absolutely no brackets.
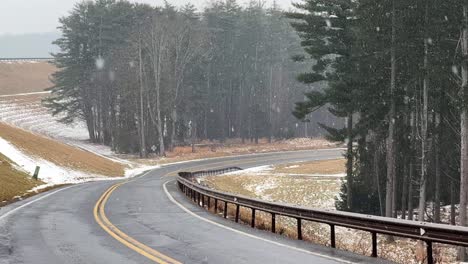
214,199,218,213
271,213,276,233
297,218,302,240
371,232,377,257
235,204,240,223
330,224,336,248
251,209,256,228
426,241,433,264
224,202,228,218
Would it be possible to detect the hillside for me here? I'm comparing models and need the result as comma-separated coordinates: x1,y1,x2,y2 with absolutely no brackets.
0,122,125,178
0,61,56,95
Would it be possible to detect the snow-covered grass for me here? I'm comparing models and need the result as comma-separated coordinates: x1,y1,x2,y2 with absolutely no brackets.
202,160,344,209
0,137,118,185
0,93,130,163
200,160,460,264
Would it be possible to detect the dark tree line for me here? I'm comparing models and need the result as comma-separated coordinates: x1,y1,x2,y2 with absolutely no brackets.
289,0,468,258
45,0,341,158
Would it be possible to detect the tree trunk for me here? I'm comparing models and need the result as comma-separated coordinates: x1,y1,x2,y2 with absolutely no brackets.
374,135,384,216
460,3,468,261
401,162,408,219
152,33,166,157
138,32,147,158
418,4,429,222
408,162,414,220
451,180,456,225
346,114,353,210
385,0,397,218
268,65,274,143
169,108,177,152
434,114,441,223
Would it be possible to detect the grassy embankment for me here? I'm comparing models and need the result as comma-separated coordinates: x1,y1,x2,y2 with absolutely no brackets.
0,123,126,205
0,153,43,204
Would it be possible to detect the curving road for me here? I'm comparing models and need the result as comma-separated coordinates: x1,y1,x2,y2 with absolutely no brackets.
0,149,392,264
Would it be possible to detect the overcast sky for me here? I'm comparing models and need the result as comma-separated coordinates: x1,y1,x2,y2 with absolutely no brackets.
0,0,294,36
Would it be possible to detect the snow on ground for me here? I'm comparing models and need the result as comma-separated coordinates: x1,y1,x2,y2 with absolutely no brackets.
0,93,130,164
0,137,112,185
0,136,158,193
225,165,273,175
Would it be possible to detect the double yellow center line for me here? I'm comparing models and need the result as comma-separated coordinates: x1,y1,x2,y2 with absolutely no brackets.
93,151,328,263
94,182,182,264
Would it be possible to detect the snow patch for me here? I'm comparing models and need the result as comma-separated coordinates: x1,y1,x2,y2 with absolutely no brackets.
0,136,138,185
225,165,272,175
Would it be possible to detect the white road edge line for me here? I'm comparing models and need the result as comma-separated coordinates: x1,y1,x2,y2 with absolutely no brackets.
162,180,355,264
0,185,76,221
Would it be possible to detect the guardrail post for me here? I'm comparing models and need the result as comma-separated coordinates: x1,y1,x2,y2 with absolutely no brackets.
214,199,218,213
426,241,433,264
251,209,256,228
271,213,276,233
198,193,201,206
297,218,302,240
224,202,228,218
207,197,211,209
235,204,240,223
371,232,377,257
201,194,205,207
330,224,336,248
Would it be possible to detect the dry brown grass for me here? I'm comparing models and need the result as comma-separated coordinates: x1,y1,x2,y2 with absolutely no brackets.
197,159,459,264
274,159,346,175
0,62,56,95
202,159,345,209
0,122,125,176
0,153,43,204
129,138,340,166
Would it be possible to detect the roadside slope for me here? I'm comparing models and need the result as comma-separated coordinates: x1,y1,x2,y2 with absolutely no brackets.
0,153,43,205
0,122,125,178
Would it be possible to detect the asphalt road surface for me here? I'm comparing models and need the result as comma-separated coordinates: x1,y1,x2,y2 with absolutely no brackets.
0,149,392,264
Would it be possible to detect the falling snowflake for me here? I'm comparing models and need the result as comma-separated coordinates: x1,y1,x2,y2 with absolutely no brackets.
452,65,459,75
95,56,105,70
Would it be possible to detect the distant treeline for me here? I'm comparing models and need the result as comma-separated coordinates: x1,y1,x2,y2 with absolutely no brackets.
45,0,341,157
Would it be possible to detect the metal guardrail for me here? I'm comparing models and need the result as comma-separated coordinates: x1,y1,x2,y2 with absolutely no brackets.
177,168,468,264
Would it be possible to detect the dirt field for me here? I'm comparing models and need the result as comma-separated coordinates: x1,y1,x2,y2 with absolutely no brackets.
0,61,56,95
0,122,125,177
0,153,43,204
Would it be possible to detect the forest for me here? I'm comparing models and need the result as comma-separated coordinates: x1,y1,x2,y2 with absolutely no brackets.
46,0,468,258
288,0,468,259
44,0,340,158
